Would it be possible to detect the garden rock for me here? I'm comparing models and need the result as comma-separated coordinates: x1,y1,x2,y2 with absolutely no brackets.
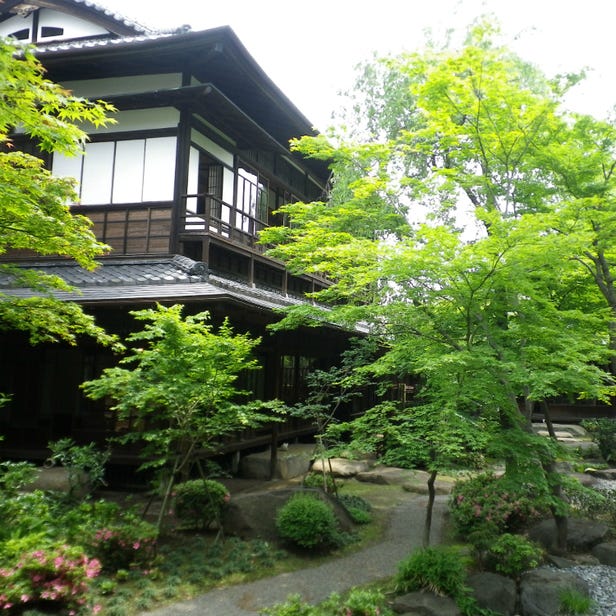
239,444,314,480
520,568,589,616
310,457,371,477
357,466,429,486
467,571,516,616
527,518,609,552
586,467,616,480
25,467,89,498
391,591,461,615
222,487,354,541
591,542,616,566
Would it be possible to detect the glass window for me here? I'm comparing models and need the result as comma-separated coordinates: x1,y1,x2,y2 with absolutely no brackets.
53,136,176,205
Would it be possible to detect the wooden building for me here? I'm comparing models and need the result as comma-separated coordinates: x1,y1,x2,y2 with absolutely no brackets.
0,1,356,478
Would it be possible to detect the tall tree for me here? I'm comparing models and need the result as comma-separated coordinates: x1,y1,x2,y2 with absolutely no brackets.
261,21,615,547
0,40,115,346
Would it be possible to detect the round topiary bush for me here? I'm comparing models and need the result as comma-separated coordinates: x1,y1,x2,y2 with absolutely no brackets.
173,479,230,529
275,492,339,550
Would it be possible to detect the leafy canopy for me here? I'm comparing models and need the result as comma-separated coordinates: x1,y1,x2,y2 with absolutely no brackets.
0,39,116,346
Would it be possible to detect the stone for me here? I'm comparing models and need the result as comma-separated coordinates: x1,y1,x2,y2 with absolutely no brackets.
25,466,89,498
356,466,429,486
222,487,354,542
239,444,314,480
586,468,616,480
310,457,370,477
592,542,616,566
467,571,516,616
527,517,609,552
391,591,461,616
520,568,589,616
402,478,455,495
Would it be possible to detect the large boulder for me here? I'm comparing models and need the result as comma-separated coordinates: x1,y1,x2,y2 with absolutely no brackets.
357,466,429,486
520,568,589,616
222,487,354,541
311,457,371,477
239,444,314,480
467,571,516,616
592,542,616,566
391,591,461,616
586,468,616,481
527,518,609,552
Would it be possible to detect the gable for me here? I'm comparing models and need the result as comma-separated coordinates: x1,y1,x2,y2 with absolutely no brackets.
0,1,155,43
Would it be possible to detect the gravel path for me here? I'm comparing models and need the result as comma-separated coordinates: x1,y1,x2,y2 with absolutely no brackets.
139,492,447,616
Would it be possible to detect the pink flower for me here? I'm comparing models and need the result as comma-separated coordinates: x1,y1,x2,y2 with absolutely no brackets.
93,604,102,614
133,541,141,550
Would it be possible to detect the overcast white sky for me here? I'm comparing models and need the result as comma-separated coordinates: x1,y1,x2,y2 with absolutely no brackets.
99,0,616,131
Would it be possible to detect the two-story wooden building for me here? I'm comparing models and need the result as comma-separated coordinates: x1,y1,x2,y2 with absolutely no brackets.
0,1,356,477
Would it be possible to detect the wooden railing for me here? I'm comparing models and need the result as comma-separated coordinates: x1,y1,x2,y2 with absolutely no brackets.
180,193,268,252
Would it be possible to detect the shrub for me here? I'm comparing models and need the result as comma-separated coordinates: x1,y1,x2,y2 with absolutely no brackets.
337,494,372,525
328,588,393,615
276,493,339,550
303,471,337,492
0,461,38,495
173,479,230,530
259,593,317,616
581,418,616,462
0,542,101,614
395,546,470,597
449,473,548,537
560,588,595,615
486,533,543,578
63,500,158,571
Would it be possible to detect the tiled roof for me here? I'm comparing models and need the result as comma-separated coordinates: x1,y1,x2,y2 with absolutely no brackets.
68,0,159,35
0,256,305,312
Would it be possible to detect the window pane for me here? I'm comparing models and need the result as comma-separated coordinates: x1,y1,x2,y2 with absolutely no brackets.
142,137,176,202
112,140,145,203
81,142,114,205
52,152,83,203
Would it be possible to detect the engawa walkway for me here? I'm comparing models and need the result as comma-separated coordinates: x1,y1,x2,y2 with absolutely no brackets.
140,492,448,616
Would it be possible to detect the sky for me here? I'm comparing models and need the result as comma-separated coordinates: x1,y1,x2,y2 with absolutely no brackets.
98,0,616,132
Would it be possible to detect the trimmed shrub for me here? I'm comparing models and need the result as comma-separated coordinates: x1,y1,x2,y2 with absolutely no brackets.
486,533,543,578
275,493,339,550
581,418,616,462
173,479,230,530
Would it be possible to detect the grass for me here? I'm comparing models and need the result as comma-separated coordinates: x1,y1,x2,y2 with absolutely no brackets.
89,480,405,614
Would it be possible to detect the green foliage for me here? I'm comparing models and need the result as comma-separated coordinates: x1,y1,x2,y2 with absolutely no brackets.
486,533,543,578
559,588,595,615
450,473,549,537
46,438,109,499
337,494,372,525
260,588,394,616
0,460,37,496
0,541,101,614
395,546,476,614
276,493,340,550
82,304,284,530
303,472,337,492
581,418,616,462
173,479,230,529
0,39,116,348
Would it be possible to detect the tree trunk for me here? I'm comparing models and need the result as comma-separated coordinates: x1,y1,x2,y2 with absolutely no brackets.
542,399,557,440
269,426,279,481
423,470,437,547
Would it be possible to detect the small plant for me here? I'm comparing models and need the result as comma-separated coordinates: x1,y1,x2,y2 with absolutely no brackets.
486,533,543,578
173,478,230,530
559,588,594,615
337,493,372,525
46,438,109,499
303,471,337,492
0,461,37,495
328,588,393,615
395,546,478,615
276,492,340,550
260,593,317,616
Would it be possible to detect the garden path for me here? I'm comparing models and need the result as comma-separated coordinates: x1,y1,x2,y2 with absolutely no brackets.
139,491,448,615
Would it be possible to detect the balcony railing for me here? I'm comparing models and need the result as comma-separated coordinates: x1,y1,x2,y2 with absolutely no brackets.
181,192,268,252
